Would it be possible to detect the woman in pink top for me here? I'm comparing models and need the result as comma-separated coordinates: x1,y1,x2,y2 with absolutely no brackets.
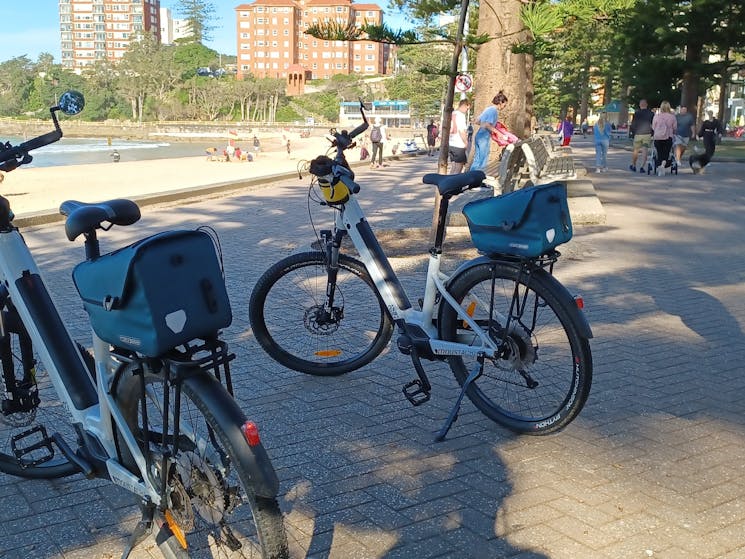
652,101,677,175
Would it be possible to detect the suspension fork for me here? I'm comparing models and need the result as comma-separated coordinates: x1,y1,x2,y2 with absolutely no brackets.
321,228,347,311
0,293,38,413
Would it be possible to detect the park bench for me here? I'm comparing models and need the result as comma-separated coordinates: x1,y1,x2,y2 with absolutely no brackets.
482,141,528,193
521,136,577,185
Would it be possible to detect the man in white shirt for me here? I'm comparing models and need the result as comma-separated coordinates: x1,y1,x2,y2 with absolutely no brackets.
449,99,470,174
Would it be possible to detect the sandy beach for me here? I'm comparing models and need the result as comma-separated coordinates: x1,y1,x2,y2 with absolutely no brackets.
0,132,375,218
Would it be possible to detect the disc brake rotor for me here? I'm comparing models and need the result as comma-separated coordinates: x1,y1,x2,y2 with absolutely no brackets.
176,451,229,524
304,305,341,335
167,475,195,532
499,322,537,369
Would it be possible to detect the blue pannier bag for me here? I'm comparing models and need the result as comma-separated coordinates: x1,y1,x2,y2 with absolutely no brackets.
72,229,232,357
462,181,572,257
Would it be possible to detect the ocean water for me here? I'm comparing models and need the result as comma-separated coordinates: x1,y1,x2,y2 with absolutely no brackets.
1,136,213,168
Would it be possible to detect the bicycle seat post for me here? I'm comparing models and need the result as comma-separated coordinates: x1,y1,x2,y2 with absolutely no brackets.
83,230,101,261
429,191,450,253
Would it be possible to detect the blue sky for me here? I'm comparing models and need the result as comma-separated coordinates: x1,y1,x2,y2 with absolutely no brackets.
0,0,414,61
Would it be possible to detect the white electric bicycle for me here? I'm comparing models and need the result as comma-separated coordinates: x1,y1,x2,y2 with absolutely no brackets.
249,102,594,440
0,92,289,558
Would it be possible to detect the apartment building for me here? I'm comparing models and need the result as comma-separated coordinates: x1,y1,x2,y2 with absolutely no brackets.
160,7,193,45
60,0,161,72
235,0,389,81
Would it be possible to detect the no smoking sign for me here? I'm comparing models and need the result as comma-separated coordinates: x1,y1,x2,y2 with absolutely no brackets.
455,74,473,93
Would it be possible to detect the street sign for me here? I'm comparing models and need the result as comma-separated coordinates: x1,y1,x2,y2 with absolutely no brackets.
455,74,473,93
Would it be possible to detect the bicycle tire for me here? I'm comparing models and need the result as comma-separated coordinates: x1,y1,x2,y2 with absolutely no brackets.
0,317,91,479
249,251,393,376
438,260,592,434
113,363,289,558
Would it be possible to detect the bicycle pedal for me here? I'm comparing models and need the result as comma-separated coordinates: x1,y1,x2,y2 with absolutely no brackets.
402,380,430,406
11,425,55,468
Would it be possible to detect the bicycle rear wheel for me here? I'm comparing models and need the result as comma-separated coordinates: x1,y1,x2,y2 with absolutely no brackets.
114,362,289,558
439,260,592,434
249,251,393,376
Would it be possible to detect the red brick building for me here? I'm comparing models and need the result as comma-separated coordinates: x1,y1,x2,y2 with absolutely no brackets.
235,0,389,82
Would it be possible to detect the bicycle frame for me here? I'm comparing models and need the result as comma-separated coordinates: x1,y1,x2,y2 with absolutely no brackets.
0,223,173,505
328,192,501,359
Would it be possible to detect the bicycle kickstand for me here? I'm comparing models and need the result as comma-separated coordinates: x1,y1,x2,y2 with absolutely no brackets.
435,354,484,442
121,501,155,559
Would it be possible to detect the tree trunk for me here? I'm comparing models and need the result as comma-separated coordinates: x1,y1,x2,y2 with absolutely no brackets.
473,0,533,139
681,41,702,114
718,51,730,122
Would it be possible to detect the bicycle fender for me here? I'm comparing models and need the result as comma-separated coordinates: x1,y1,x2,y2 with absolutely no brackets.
183,373,280,499
534,267,593,340
445,256,593,340
444,255,494,287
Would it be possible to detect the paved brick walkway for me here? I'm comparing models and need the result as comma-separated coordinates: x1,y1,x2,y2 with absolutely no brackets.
1,139,744,558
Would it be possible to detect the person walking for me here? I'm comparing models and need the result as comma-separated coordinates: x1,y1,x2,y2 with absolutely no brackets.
593,113,612,173
673,105,695,166
448,99,470,174
557,115,574,147
690,111,724,174
470,91,508,173
628,99,654,173
369,117,387,168
426,119,439,156
651,100,677,176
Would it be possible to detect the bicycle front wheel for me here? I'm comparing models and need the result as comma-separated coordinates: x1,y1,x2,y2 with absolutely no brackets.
0,315,87,479
439,261,592,434
249,252,393,376
114,363,289,558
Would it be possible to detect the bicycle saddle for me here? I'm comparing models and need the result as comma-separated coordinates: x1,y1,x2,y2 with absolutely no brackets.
422,170,486,198
60,198,141,241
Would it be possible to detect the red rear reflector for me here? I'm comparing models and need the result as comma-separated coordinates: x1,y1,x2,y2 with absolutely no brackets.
241,421,261,447
574,296,584,309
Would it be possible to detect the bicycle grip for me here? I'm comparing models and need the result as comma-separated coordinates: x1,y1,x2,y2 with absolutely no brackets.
338,173,361,194
348,121,369,140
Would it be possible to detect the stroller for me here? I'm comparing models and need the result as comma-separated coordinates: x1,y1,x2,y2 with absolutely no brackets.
648,140,677,175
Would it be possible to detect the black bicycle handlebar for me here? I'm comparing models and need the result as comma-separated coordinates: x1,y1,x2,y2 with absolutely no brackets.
327,99,369,158
0,91,84,174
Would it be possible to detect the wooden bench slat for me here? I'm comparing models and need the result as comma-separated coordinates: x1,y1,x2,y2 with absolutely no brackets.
522,137,577,185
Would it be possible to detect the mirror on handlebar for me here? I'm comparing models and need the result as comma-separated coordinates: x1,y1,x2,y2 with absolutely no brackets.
57,90,85,116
